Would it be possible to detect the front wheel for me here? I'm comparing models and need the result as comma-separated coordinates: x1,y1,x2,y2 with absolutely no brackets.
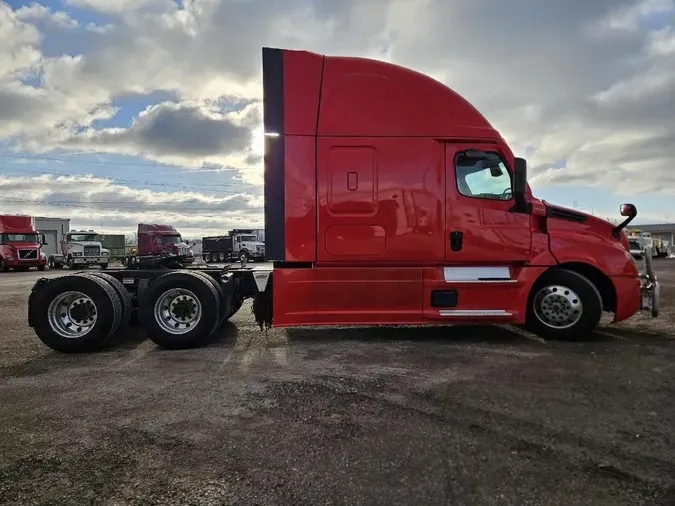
99,263,108,270
38,264,46,272
525,269,603,340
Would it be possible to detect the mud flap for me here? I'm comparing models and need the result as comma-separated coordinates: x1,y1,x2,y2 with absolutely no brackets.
28,278,51,328
251,273,273,330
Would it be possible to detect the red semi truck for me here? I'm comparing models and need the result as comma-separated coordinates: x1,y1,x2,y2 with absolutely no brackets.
122,223,195,268
0,215,47,272
27,47,659,353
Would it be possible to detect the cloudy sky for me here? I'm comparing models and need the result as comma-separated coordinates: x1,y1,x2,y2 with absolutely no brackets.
1,0,674,238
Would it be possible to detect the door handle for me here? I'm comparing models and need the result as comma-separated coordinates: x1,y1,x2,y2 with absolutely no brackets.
450,231,463,251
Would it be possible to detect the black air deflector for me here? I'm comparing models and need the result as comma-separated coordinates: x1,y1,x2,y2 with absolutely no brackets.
546,205,588,223
262,47,285,261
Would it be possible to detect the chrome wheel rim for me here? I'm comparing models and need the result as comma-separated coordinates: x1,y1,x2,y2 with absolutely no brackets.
533,284,583,329
154,288,202,334
48,291,98,338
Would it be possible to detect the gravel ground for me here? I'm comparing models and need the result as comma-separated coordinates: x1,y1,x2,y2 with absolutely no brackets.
0,264,674,505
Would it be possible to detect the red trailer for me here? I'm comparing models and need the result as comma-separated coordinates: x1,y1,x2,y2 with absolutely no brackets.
0,215,47,272
27,47,659,353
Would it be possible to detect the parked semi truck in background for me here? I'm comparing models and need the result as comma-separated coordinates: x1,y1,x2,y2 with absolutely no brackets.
48,229,110,269
202,229,265,264
0,215,47,272
122,223,195,268
627,230,670,258
27,47,659,354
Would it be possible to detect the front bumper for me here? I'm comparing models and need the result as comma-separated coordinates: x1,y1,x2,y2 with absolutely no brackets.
72,256,108,265
7,259,44,267
639,246,660,317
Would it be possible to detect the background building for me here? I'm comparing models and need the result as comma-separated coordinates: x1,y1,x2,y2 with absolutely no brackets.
627,224,675,245
34,217,70,258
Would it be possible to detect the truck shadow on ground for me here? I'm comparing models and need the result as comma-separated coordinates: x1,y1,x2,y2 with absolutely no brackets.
282,324,535,345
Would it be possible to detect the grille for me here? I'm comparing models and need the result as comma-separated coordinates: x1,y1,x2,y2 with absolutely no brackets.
18,249,38,260
84,246,100,256
178,246,188,256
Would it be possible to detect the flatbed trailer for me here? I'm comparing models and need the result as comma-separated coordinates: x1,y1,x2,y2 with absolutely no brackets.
28,265,270,353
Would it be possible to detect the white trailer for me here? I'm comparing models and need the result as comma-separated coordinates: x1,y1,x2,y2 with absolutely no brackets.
35,217,70,261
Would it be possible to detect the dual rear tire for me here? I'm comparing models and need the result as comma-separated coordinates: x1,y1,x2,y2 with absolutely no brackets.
31,270,239,353
30,274,127,353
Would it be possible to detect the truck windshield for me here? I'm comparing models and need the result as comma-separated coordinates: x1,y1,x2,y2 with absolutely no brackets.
161,235,183,244
68,234,98,242
239,235,257,242
1,233,39,243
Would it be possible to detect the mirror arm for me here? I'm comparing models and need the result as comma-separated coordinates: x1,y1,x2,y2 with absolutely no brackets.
613,210,637,239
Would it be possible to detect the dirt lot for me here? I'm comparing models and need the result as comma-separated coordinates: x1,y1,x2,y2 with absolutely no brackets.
0,264,674,506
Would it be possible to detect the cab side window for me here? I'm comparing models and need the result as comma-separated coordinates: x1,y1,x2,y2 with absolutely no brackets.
455,152,513,201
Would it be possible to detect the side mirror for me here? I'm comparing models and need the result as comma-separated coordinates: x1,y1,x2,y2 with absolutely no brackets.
613,203,638,238
620,203,637,217
41,233,48,245
511,157,529,213
513,157,527,196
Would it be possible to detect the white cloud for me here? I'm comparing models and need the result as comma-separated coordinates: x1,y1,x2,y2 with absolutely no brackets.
0,2,41,79
0,0,674,233
0,173,262,237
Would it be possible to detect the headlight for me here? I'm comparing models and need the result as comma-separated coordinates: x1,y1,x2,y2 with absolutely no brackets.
74,252,83,257
102,251,109,256
6,255,14,261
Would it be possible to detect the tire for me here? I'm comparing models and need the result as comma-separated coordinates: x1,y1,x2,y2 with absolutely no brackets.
239,251,249,263
99,263,108,270
1,258,8,272
525,269,602,340
86,272,133,331
66,256,74,269
48,257,54,269
30,274,122,353
38,264,46,272
138,271,221,349
189,271,229,327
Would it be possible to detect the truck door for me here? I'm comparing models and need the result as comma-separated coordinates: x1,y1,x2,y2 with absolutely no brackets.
445,144,531,264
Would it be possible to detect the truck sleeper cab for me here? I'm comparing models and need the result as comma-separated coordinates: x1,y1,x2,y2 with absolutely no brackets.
254,46,658,340
26,47,659,354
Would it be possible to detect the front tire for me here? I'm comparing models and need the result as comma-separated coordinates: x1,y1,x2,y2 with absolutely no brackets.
525,269,602,340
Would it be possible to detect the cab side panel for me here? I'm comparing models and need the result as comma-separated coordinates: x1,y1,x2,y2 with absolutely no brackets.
316,138,445,263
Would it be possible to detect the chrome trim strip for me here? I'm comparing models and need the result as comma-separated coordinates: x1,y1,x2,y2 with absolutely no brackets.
438,310,512,317
444,266,511,282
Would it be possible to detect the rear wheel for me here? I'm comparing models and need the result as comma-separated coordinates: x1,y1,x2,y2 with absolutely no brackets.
526,269,602,340
86,272,133,331
139,271,220,349
30,274,122,353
